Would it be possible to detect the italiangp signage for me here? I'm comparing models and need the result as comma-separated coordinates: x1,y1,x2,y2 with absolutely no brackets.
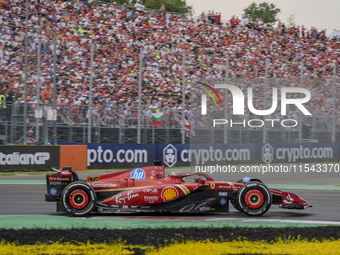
0,146,59,171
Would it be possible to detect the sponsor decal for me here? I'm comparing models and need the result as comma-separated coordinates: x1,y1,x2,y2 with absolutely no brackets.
0,152,50,165
143,188,159,194
218,192,228,197
115,190,139,204
49,177,71,181
130,169,146,179
150,171,156,177
199,207,210,211
90,183,117,188
155,166,163,169
218,185,231,189
87,146,148,167
243,177,251,182
165,176,171,181
50,188,57,195
144,196,158,203
265,144,334,163
284,194,293,204
262,143,274,164
161,187,179,202
163,144,177,167
210,183,215,189
86,176,100,182
49,182,69,186
220,199,227,205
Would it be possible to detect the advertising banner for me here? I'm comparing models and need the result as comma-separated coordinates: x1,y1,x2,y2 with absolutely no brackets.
0,146,60,171
74,143,340,169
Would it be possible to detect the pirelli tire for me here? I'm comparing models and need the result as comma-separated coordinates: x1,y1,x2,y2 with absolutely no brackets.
237,182,272,216
61,181,97,216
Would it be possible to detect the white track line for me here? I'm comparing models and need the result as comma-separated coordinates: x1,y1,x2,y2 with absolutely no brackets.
207,218,340,224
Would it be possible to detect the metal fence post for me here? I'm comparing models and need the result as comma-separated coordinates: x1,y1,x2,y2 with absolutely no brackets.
36,39,41,143
68,105,72,142
224,54,229,144
137,47,143,144
88,42,94,143
332,64,337,142
298,61,304,143
181,50,186,144
23,0,29,144
53,29,57,144
263,59,269,143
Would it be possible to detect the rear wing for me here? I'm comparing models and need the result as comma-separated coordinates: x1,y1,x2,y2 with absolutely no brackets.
45,166,79,202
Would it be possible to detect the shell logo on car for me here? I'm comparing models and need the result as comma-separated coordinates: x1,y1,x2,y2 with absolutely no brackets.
161,186,179,202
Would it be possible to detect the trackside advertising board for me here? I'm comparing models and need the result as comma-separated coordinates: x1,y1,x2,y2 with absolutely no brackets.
61,143,340,169
0,146,59,171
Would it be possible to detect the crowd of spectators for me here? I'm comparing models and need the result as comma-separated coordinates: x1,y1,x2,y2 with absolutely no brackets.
0,0,340,127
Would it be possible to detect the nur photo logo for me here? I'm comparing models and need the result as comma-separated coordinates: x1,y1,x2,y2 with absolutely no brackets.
197,83,312,128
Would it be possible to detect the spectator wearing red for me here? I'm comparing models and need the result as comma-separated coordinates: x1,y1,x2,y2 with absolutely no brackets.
201,12,206,24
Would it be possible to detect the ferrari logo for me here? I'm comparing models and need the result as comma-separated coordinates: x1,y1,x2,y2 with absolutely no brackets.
210,183,215,189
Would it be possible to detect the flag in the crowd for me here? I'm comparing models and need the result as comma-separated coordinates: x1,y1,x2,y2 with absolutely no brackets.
185,116,196,138
151,112,165,127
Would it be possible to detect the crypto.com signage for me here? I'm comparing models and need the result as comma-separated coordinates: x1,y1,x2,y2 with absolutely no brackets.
199,83,311,128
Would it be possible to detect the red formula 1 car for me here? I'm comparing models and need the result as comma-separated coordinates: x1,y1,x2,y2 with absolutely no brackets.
45,161,312,216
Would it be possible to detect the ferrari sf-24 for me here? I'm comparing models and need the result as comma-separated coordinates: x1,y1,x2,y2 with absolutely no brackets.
45,161,312,216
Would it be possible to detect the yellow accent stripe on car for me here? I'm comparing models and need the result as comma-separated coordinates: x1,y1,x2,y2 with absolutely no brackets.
177,185,191,195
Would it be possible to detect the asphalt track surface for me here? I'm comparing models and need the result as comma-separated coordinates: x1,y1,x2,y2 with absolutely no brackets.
0,167,340,224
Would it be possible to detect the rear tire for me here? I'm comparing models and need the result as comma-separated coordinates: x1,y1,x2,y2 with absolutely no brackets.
237,182,272,216
61,181,97,216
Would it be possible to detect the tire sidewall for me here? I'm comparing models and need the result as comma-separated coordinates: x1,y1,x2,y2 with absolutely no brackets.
237,182,272,216
62,181,97,216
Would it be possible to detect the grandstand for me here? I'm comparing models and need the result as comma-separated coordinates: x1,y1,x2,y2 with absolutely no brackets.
0,0,339,144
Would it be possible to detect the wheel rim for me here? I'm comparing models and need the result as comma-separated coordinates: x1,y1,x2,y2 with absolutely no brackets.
69,189,89,209
244,189,264,209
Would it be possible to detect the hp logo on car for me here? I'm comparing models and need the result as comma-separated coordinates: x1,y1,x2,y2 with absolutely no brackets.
50,188,57,195
130,169,146,179
220,199,227,205
243,177,251,182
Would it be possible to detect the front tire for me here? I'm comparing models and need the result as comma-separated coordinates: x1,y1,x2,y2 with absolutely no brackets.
61,181,97,216
237,182,272,216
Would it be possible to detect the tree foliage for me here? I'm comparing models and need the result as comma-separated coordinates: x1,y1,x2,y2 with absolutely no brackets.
286,14,296,28
243,2,281,25
100,0,192,15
